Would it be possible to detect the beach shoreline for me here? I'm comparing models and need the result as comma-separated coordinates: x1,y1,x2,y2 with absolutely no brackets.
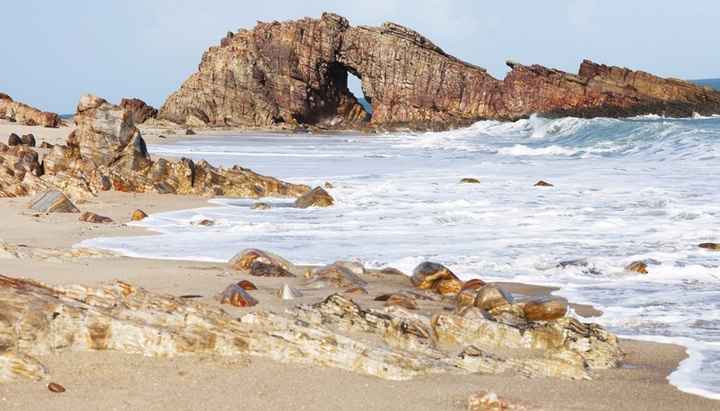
1,122,718,410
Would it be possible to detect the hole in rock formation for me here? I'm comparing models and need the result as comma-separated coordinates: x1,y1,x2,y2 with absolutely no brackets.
294,62,371,128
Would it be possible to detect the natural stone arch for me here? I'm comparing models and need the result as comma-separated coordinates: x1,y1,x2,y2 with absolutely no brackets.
159,12,720,131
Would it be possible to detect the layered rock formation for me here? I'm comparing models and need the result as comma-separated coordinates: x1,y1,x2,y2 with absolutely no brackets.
0,95,309,199
0,268,622,383
0,93,60,128
159,13,720,131
120,98,158,125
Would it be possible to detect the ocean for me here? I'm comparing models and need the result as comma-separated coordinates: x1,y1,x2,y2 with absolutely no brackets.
80,114,720,399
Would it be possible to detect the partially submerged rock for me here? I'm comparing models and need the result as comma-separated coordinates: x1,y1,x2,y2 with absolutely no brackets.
699,243,720,251
625,261,648,274
294,186,334,208
29,190,79,213
130,209,148,221
249,261,295,278
460,178,481,184
252,202,271,210
534,180,554,187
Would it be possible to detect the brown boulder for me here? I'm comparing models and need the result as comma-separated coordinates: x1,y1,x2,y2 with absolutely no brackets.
249,260,295,277
522,297,568,321
534,180,554,187
460,178,480,184
294,186,334,208
8,134,21,146
79,211,113,224
411,262,463,296
119,98,158,125
228,248,293,272
307,262,368,288
219,283,258,307
625,261,648,274
473,285,513,312
699,243,720,251
130,209,148,221
20,134,36,147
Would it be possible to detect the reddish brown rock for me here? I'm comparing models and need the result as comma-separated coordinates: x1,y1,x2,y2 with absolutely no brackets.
625,261,648,274
47,383,66,393
237,280,258,290
79,211,113,224
7,133,21,146
130,209,148,221
522,297,568,321
534,180,554,187
228,248,294,271
699,243,720,251
219,283,258,307
411,262,463,296
119,98,158,125
294,186,334,208
0,94,61,127
159,13,720,131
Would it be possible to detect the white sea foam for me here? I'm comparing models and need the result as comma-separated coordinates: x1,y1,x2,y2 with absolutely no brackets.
79,115,720,399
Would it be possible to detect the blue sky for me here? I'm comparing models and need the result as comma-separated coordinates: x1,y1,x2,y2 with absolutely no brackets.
2,0,719,113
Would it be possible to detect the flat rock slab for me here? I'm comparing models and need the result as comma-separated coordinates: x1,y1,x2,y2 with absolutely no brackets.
29,190,79,213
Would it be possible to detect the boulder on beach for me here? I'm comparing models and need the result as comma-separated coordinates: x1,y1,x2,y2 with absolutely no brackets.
249,260,295,277
79,211,113,224
20,134,36,147
219,283,258,307
411,262,463,296
29,190,79,213
130,209,148,221
522,297,568,321
7,134,21,146
228,248,294,272
306,262,368,288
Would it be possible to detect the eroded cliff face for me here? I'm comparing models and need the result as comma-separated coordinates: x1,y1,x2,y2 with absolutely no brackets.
159,13,720,131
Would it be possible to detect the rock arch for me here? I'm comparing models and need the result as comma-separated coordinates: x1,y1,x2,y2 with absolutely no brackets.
159,13,720,131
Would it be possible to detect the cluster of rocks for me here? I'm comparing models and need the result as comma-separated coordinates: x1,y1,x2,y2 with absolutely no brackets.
159,13,720,131
0,247,623,384
0,94,314,202
8,133,36,147
0,93,60,128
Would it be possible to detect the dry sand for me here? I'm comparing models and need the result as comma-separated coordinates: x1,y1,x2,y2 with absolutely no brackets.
0,121,718,410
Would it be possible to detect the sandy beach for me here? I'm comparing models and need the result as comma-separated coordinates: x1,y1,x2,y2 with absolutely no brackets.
0,121,717,410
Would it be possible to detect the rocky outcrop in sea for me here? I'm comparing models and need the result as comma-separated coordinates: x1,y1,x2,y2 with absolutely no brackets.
159,13,720,131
